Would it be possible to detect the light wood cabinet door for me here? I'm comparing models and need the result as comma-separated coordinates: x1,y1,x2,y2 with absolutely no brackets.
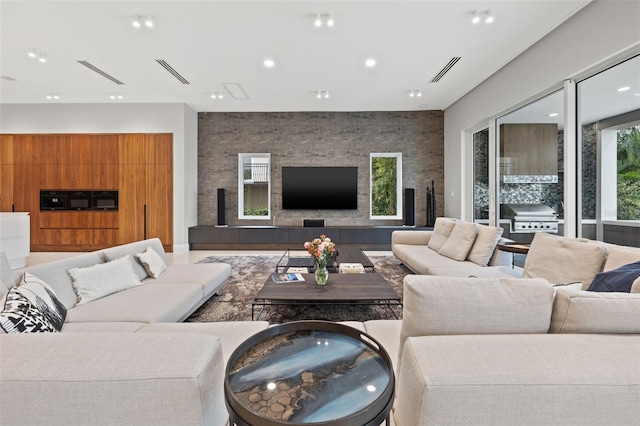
145,164,173,250
500,124,558,176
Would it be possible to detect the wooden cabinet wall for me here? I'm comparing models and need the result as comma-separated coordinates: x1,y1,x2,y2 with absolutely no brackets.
500,124,558,176
0,135,14,212
118,134,173,252
0,133,172,252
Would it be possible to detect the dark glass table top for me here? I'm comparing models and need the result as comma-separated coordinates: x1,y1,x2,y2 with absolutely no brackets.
225,321,394,425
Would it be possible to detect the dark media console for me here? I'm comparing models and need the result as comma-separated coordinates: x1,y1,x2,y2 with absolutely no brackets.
188,225,430,250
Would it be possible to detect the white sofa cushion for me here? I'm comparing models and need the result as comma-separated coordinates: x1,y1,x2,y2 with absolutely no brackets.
65,283,203,323
523,232,608,289
437,221,478,261
399,275,554,369
550,287,640,333
466,224,504,266
67,255,142,305
102,238,168,281
136,246,167,278
427,217,456,251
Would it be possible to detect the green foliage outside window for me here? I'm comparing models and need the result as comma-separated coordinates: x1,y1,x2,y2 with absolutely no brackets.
617,126,640,220
371,157,398,216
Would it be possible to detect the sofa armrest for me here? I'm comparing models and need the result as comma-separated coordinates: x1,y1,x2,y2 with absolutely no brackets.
391,230,432,246
0,333,227,426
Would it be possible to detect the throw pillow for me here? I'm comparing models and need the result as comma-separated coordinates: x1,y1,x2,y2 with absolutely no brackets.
437,222,478,261
135,246,168,278
587,261,640,292
0,287,58,333
17,273,67,331
466,225,504,266
522,232,607,289
67,255,142,305
427,217,457,251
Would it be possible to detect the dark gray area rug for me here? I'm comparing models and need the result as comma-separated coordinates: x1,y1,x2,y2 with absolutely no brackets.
186,255,410,324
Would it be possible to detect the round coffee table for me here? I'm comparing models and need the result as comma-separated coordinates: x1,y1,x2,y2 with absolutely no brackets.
224,321,395,426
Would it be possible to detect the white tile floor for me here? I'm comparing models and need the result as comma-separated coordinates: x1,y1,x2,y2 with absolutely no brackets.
24,249,393,267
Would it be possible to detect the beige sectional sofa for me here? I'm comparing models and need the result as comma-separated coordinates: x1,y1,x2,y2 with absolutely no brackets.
0,240,270,426
383,275,640,425
392,217,517,278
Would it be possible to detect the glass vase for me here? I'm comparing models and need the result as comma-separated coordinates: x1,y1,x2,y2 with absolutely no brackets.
314,261,329,285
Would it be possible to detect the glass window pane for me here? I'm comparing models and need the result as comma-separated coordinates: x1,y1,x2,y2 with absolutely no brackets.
473,128,489,221
238,153,270,219
370,153,402,220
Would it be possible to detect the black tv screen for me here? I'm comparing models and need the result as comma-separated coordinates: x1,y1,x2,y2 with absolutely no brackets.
282,167,358,209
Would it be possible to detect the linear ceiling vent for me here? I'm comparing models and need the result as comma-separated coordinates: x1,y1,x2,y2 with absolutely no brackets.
222,83,249,99
77,61,124,85
1,76,18,82
156,59,190,84
429,57,461,83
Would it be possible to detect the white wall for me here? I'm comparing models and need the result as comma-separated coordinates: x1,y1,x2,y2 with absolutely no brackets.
0,103,198,252
443,0,640,219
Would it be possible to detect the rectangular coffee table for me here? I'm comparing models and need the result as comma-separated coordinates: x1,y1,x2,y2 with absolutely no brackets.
275,247,375,273
252,272,402,321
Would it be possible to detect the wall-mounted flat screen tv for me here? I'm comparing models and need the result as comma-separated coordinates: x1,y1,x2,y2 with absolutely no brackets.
282,167,358,210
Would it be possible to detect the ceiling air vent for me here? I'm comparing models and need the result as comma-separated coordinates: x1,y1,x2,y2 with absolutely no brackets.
1,76,17,81
156,59,190,84
77,61,124,85
429,57,461,83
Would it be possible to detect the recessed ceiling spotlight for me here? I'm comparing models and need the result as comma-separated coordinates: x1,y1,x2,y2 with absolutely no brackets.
548,112,558,117
45,93,60,100
263,58,275,68
211,92,224,99
27,49,37,58
326,14,335,27
38,54,47,63
314,15,322,27
316,90,329,99
471,11,480,24
616,86,631,92
109,94,124,100
485,11,494,24
144,16,154,28
408,90,422,98
365,58,377,68
132,15,142,28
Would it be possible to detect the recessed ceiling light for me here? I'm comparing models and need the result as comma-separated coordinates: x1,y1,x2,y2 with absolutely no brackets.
132,16,142,28
27,49,37,58
314,15,322,27
46,93,60,100
211,92,224,99
263,58,275,68
38,54,47,63
471,12,480,24
616,86,631,92
109,94,123,100
485,12,494,24
326,14,335,27
316,90,330,99
365,58,377,68
548,112,558,117
144,16,154,28
634,93,640,97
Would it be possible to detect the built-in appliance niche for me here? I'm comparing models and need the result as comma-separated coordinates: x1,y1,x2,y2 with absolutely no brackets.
40,190,118,211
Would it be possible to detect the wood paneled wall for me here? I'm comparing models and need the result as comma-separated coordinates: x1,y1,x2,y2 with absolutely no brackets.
0,133,173,252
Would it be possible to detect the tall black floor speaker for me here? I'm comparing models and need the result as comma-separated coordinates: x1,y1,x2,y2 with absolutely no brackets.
404,188,415,226
217,188,226,226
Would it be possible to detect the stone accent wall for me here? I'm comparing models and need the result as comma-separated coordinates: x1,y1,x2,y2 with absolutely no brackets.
198,111,444,227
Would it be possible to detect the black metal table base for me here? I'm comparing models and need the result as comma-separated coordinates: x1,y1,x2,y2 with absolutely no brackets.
252,300,402,321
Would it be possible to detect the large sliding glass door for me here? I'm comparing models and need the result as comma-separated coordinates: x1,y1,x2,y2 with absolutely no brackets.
577,55,640,242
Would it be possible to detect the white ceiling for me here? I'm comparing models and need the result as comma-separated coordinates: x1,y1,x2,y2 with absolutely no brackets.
0,0,593,112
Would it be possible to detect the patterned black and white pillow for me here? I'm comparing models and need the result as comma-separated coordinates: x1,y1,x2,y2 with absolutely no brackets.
0,286,58,333
17,273,67,331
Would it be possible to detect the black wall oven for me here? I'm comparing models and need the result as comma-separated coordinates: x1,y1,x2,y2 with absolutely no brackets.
40,190,118,211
